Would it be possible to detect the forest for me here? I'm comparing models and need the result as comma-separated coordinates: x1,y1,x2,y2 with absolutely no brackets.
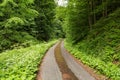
0,0,120,80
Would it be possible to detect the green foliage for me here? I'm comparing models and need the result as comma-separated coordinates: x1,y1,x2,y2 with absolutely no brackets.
0,40,57,80
84,8,120,58
0,30,38,52
0,0,60,52
60,0,89,43
34,0,57,41
0,0,40,52
4,17,24,28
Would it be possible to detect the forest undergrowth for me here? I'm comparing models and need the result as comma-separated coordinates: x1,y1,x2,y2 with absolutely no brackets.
0,40,57,80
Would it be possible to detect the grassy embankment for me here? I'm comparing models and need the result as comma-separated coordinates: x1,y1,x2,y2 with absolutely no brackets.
0,40,57,80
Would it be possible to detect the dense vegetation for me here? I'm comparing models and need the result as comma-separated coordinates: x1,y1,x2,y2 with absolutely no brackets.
56,0,120,79
0,40,57,80
0,0,120,80
0,0,62,52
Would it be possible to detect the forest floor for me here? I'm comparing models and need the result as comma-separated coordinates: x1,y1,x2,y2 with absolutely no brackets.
36,41,107,80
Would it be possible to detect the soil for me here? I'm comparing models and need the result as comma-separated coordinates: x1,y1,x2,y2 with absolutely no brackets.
54,42,78,80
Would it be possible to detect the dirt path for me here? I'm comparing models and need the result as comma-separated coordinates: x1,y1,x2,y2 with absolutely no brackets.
37,41,96,80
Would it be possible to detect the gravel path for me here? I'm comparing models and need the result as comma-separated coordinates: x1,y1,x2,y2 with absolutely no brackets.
37,41,96,80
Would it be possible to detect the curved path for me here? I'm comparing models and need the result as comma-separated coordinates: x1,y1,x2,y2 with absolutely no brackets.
37,41,96,80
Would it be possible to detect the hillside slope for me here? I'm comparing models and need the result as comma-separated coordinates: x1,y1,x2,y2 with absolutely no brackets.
65,8,120,80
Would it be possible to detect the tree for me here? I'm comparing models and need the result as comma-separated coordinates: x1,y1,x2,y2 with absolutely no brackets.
0,0,38,52
34,0,56,41
62,0,89,43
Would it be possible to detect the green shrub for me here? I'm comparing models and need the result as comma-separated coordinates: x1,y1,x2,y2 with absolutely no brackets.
0,29,38,52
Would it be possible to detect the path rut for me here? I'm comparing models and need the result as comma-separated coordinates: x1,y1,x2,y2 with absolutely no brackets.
54,42,78,80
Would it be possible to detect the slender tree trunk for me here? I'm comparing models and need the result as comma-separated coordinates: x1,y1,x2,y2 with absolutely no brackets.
93,0,96,23
102,0,107,17
105,1,108,16
88,0,93,31
102,0,105,17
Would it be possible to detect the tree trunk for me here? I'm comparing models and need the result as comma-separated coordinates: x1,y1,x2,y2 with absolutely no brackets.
93,0,96,23
105,2,108,16
88,0,93,31
102,0,107,17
